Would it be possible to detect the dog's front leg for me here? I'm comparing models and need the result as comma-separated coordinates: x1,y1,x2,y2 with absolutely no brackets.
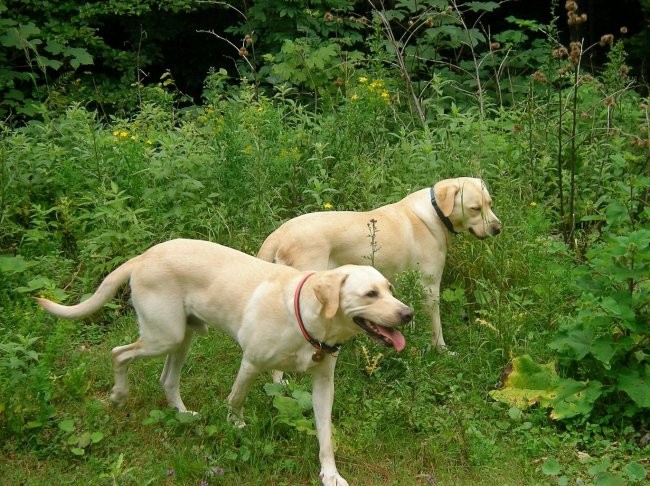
227,359,259,428
312,359,348,486
423,272,447,351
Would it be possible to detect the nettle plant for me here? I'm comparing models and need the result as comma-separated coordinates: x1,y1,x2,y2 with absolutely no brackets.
492,173,649,422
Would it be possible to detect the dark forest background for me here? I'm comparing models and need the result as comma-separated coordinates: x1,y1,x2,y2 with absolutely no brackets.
2,0,649,121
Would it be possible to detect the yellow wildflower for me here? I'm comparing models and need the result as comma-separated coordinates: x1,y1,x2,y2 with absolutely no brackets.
358,76,368,83
351,94,359,101
530,201,537,207
323,202,334,210
369,79,384,91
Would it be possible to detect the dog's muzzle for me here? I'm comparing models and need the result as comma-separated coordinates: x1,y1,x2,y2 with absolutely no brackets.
352,308,412,352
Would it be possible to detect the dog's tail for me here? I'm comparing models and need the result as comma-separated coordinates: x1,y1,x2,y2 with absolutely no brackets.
257,230,281,263
35,257,138,320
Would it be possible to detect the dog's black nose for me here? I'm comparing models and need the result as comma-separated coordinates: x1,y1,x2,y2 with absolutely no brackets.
492,223,502,235
399,307,414,323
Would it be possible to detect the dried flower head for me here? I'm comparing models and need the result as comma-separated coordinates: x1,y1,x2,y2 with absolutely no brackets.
324,12,334,22
490,42,501,50
532,71,547,84
603,96,616,108
599,34,614,46
565,1,578,12
620,64,630,76
238,47,249,57
620,26,628,35
569,41,582,64
552,47,569,59
244,34,253,46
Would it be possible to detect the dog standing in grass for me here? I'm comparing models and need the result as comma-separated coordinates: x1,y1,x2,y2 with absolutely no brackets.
258,177,502,355
36,239,413,486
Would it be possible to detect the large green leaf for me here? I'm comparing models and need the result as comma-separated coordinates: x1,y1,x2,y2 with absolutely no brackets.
617,366,650,408
489,355,559,409
548,379,602,420
490,355,603,420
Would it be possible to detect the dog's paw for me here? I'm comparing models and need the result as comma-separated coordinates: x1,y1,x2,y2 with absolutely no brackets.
109,389,127,408
272,370,285,384
434,344,457,356
227,410,246,429
320,471,349,486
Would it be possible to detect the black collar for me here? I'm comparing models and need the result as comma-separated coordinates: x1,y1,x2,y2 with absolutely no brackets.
294,273,342,362
430,187,458,235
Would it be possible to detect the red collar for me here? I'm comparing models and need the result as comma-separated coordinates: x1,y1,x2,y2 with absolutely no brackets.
294,273,342,362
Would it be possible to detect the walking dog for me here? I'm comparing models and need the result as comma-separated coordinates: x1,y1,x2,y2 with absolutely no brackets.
258,177,501,354
36,239,413,486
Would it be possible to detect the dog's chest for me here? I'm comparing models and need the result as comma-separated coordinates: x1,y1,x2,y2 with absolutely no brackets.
271,345,325,373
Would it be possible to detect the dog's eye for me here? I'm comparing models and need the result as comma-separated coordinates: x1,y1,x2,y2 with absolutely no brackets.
471,206,481,211
365,290,378,298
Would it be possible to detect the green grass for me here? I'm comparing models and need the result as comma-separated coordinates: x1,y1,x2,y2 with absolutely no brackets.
1,73,648,484
1,311,544,486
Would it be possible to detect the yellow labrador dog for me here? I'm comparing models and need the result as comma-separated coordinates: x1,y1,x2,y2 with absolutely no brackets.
36,239,411,486
259,177,501,353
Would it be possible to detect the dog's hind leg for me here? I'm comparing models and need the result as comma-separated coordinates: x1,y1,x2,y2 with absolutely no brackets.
111,303,190,409
227,359,259,428
159,329,195,412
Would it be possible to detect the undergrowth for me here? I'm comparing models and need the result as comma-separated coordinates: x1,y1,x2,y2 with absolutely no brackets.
1,4,649,483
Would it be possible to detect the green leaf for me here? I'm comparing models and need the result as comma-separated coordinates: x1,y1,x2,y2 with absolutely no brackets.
507,406,523,421
617,367,650,408
291,389,312,411
590,336,617,367
77,431,92,448
273,395,304,420
90,431,104,444
70,447,85,456
588,457,611,476
0,255,29,274
593,472,626,486
490,356,602,420
542,457,561,476
59,419,75,433
176,411,199,424
623,462,646,482
263,382,284,397
466,2,500,12
548,379,602,420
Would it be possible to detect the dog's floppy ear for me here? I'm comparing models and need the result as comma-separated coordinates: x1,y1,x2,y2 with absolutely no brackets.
312,272,349,319
434,180,459,217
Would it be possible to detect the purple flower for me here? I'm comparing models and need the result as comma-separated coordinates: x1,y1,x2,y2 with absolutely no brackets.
211,467,225,476
166,468,175,477
200,481,209,486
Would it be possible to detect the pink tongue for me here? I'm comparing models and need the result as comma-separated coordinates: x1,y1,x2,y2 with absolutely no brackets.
377,326,406,352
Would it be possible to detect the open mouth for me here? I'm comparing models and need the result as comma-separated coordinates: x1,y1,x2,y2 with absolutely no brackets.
353,317,406,352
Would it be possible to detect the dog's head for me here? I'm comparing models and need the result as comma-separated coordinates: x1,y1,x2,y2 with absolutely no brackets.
311,266,412,352
434,177,502,239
